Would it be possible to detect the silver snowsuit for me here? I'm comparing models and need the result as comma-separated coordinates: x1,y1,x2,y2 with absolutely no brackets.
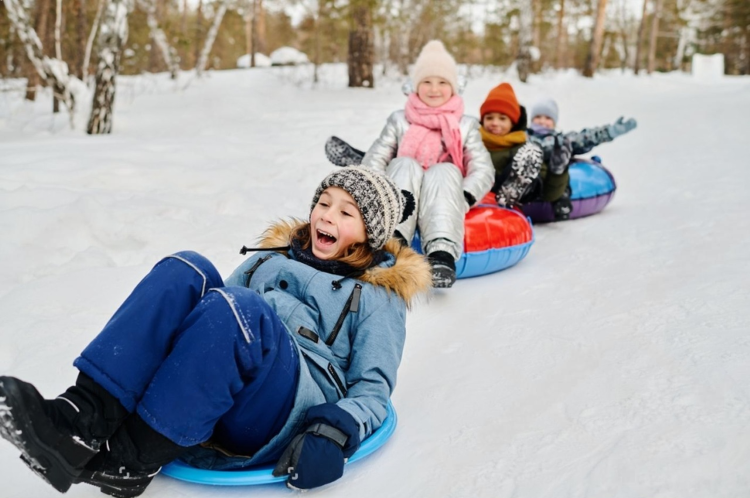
361,110,494,260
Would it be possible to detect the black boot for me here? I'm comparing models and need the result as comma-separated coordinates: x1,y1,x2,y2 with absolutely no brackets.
428,251,457,289
0,374,128,493
77,414,189,498
552,186,573,221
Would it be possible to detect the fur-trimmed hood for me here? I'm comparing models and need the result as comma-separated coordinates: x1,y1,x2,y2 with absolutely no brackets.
257,219,432,306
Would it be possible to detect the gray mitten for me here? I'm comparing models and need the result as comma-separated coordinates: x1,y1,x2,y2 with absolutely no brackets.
607,117,637,139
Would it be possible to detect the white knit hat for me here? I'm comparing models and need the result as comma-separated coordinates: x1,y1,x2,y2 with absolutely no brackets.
411,40,459,95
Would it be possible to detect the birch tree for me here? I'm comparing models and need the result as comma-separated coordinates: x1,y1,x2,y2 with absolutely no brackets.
83,0,106,79
4,0,79,123
53,0,62,111
87,0,132,134
195,0,228,76
138,0,180,78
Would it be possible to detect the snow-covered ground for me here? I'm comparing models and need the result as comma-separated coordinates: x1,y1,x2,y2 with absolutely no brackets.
1,65,749,498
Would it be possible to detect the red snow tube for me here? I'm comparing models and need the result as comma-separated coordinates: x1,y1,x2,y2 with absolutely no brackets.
414,194,535,278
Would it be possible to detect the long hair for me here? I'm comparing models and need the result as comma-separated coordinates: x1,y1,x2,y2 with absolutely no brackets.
291,223,375,270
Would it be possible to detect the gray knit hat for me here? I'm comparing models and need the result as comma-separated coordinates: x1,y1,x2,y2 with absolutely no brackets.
530,97,560,125
311,168,414,251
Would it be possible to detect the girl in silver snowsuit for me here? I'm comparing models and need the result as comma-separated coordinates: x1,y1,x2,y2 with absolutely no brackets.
360,40,494,288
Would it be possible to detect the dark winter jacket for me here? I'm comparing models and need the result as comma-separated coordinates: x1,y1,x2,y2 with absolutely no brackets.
482,107,534,193
527,124,573,202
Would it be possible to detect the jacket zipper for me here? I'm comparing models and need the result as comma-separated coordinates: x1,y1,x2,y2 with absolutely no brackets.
301,350,348,398
325,284,361,346
243,255,272,287
327,363,348,397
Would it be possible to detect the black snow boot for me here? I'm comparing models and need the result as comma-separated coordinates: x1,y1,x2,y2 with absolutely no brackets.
428,251,457,289
76,414,189,498
0,374,128,493
552,186,573,221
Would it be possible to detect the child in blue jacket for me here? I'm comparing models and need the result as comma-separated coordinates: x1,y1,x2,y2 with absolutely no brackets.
527,97,637,219
0,168,431,496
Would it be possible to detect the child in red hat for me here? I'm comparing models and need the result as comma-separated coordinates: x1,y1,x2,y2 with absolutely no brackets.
479,82,543,207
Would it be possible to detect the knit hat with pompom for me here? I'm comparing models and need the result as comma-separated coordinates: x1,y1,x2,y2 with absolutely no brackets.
311,167,415,251
411,40,459,95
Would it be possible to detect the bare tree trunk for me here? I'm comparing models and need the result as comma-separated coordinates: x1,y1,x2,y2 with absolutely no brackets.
72,0,86,79
646,0,662,74
5,0,78,121
82,0,105,80
583,0,608,77
194,0,203,64
24,0,51,100
53,0,62,112
616,0,629,72
348,1,374,88
87,0,131,134
532,0,542,70
54,0,62,97
256,0,265,54
195,0,227,76
181,0,187,36
138,0,179,78
250,0,257,67
54,0,62,59
516,0,533,81
312,2,321,83
673,26,687,70
634,0,649,74
555,0,566,69
244,3,251,63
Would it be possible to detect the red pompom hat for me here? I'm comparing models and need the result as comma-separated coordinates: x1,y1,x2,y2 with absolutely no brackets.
480,83,521,124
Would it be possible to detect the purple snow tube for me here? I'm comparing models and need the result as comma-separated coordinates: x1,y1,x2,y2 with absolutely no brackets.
521,157,617,223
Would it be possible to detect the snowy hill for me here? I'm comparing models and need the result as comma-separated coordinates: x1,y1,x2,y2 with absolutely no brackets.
1,65,749,497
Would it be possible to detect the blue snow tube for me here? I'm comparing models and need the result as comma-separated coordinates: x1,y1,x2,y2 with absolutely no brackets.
521,156,617,222
161,401,398,486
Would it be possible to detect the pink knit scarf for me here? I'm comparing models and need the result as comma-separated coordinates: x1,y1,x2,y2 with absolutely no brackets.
397,93,465,174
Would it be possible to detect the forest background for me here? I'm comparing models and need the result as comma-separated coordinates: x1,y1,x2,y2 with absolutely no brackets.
0,0,748,133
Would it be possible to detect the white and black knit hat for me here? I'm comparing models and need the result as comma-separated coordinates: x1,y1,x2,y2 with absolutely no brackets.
311,168,415,251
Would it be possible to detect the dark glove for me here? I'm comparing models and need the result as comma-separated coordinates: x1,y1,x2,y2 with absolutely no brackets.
463,191,476,213
273,403,361,490
549,134,572,175
607,117,637,139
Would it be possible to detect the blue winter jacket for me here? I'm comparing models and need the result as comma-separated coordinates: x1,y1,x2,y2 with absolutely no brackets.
183,220,432,469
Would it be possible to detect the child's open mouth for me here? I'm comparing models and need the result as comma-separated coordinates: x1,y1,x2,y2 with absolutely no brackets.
316,229,337,246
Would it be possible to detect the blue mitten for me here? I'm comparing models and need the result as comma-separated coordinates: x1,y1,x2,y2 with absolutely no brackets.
273,403,361,490
607,117,637,138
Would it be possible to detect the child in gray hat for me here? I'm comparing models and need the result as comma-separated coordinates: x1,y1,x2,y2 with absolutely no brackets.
527,97,637,220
